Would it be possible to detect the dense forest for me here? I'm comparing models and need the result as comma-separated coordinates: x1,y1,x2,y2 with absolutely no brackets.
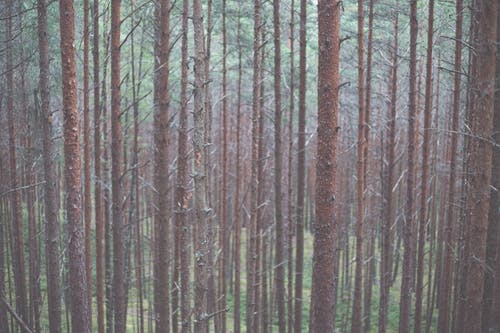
0,0,498,332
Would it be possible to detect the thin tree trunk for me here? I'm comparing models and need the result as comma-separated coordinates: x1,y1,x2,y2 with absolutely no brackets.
59,0,91,330
111,0,126,330
414,1,434,331
176,2,190,332
287,0,295,331
273,0,286,331
93,0,105,332
351,0,365,328
220,1,228,330
233,3,243,332
311,1,341,331
294,0,306,330
248,1,261,331
363,1,375,331
83,0,93,323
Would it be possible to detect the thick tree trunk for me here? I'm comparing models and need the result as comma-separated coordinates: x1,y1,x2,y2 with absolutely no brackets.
490,7,500,332
463,1,497,331
38,0,62,331
152,0,171,332
192,0,210,330
311,1,341,331
59,0,91,331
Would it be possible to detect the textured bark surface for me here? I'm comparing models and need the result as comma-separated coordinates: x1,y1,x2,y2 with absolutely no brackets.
38,0,61,331
379,8,398,333
415,1,434,331
399,0,417,330
153,0,171,331
491,7,500,331
59,0,91,331
312,0,341,331
111,0,125,331
463,1,497,331
192,0,210,330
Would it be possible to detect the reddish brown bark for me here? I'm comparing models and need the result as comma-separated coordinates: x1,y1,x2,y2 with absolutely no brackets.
463,1,497,331
59,0,91,330
311,1,341,331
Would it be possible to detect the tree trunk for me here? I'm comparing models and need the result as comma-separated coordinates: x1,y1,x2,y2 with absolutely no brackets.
351,0,365,329
233,4,243,332
414,1,434,331
111,0,126,330
273,0,286,331
311,1,341,331
192,0,210,330
379,6,398,332
399,0,418,330
176,2,190,332
463,1,497,331
37,0,62,331
59,0,91,330
294,0,306,330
